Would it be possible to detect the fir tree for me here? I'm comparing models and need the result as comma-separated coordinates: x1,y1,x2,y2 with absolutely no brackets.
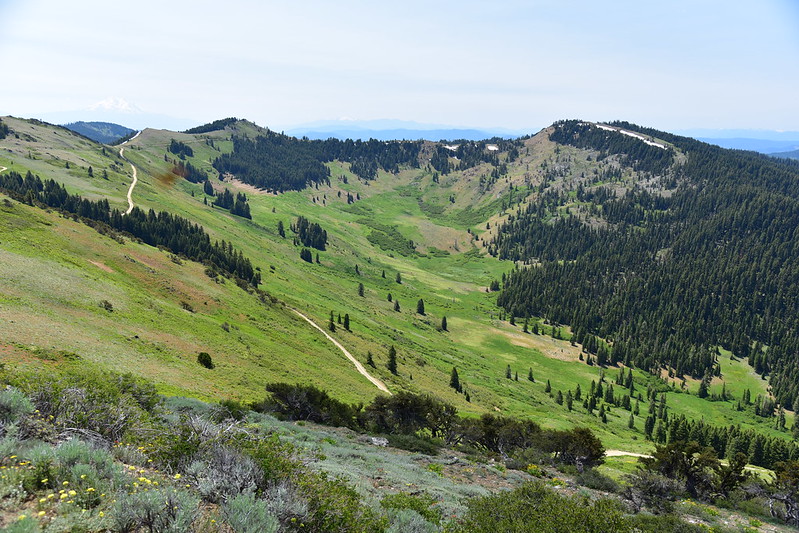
343,313,350,331
545,379,552,393
394,300,400,312
528,368,534,382
450,367,462,392
395,272,402,284
366,351,375,368
387,292,392,302
416,299,425,315
505,365,512,379
358,283,365,297
328,311,336,332
441,316,448,331
387,345,398,375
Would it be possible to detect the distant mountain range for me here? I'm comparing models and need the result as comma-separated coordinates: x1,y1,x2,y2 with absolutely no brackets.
675,128,799,155
284,119,531,141
62,121,135,144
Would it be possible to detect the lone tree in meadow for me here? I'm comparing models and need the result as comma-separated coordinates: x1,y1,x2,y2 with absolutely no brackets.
328,311,336,332
394,300,400,312
197,352,214,369
358,283,365,297
450,367,462,392
416,299,425,315
343,313,350,331
366,351,375,368
441,316,448,331
387,345,398,375
395,272,402,284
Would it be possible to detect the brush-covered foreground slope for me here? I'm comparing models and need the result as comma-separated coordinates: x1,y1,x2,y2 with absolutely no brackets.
0,115,795,457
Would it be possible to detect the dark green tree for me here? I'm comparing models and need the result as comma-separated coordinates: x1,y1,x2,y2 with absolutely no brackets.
441,316,448,331
328,311,336,332
387,345,398,375
358,283,365,297
416,299,425,315
366,351,375,368
343,313,350,331
450,367,462,392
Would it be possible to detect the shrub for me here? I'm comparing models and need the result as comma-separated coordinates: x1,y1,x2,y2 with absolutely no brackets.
197,352,214,369
0,387,34,425
451,481,628,532
575,468,620,493
113,487,199,533
381,491,442,526
386,433,442,455
624,469,684,514
186,443,263,503
222,490,279,533
386,509,439,533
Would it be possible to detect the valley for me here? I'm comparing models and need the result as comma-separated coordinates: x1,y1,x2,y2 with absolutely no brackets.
2,115,799,531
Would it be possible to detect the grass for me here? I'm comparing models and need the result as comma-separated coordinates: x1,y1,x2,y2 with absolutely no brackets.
0,116,795,462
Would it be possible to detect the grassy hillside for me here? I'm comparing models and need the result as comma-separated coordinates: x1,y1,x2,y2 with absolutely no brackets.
0,116,793,458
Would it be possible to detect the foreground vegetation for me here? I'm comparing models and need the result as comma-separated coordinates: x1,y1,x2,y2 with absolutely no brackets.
2,367,798,532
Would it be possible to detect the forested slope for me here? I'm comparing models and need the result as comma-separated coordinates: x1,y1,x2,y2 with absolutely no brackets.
495,120,799,408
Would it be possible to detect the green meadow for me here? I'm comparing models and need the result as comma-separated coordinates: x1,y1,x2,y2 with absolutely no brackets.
0,116,794,459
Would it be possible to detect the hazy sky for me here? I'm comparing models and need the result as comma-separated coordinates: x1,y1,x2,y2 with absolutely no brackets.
1,0,797,132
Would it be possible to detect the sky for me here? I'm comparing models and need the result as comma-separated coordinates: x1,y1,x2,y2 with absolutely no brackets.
1,0,798,133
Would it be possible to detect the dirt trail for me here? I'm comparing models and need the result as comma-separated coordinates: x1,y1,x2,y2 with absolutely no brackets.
605,449,651,458
119,131,141,215
0,166,7,173
291,308,391,394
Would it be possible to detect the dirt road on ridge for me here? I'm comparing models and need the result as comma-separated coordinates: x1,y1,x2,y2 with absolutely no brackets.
119,130,141,215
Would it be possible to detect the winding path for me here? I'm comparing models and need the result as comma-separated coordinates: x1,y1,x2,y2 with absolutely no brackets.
290,308,391,394
119,130,141,215
605,449,651,459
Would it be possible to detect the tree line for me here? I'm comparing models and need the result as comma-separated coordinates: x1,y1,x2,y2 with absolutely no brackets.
212,131,422,192
0,170,260,287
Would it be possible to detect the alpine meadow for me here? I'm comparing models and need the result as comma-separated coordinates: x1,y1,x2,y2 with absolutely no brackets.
2,113,799,532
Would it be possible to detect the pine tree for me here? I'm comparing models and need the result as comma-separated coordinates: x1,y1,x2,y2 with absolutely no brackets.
395,272,402,284
450,367,462,392
394,300,400,312
514,371,518,381
387,345,398,375
628,412,635,429
528,368,534,382
505,365,512,379
387,293,392,302
416,299,425,315
381,270,386,278
523,317,529,333
556,390,563,405
328,311,336,332
545,379,552,393
465,391,471,402
358,283,365,297
355,264,360,275
441,316,448,331
566,391,573,411
599,404,607,423
343,313,350,331
366,351,375,368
